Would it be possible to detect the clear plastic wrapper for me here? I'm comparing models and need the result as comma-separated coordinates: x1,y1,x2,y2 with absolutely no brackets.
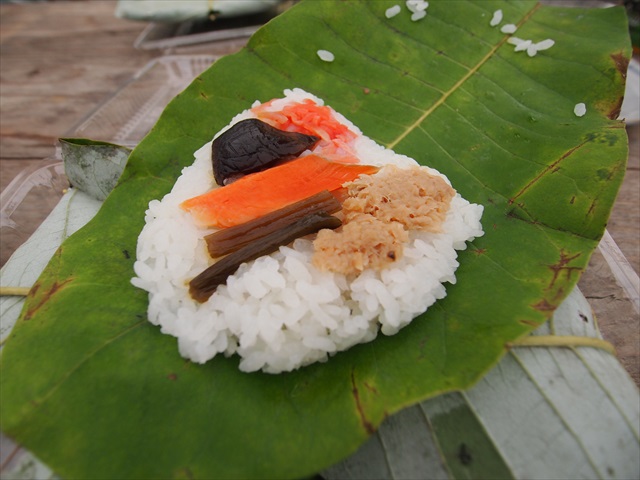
0,55,217,266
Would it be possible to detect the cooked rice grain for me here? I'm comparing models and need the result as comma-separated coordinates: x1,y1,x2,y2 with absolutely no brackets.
317,50,335,62
490,9,503,27
385,5,401,18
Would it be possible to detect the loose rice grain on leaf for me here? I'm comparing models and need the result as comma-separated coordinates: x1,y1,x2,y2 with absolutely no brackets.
515,39,532,52
317,50,335,62
490,9,503,27
406,0,428,13
411,10,427,21
385,5,401,18
534,39,555,51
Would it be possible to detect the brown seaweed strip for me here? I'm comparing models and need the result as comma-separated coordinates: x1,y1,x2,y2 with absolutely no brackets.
205,190,341,258
190,213,342,303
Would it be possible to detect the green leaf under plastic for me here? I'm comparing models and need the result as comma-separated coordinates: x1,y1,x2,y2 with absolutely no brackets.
0,1,631,479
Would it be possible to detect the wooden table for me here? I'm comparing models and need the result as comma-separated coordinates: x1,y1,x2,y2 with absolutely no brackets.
1,1,638,386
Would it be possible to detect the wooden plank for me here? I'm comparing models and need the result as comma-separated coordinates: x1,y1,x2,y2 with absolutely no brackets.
607,124,640,274
0,1,155,159
1,95,102,159
579,249,639,387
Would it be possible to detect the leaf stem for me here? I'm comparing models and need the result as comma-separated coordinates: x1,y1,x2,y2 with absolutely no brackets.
0,286,31,297
508,335,616,355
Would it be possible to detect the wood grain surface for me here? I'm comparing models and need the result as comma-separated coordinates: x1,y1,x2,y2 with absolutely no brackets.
1,1,638,386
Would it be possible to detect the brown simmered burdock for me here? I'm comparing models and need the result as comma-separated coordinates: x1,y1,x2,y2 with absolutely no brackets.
211,118,319,185
204,190,341,258
189,212,342,302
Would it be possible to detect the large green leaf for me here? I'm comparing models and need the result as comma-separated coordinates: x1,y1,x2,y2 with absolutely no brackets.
0,1,631,478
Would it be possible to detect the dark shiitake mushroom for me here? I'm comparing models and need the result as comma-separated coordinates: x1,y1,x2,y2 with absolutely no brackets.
212,119,319,185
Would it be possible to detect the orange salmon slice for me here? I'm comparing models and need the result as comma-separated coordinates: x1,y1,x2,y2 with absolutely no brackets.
181,154,378,228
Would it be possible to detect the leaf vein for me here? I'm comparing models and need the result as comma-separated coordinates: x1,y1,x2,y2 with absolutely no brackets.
32,319,146,409
415,125,510,201
387,3,543,149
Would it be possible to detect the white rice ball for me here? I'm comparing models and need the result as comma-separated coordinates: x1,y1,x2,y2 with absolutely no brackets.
132,89,484,373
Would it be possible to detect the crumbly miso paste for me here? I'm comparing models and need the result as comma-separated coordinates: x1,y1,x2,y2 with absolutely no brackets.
313,165,455,274
132,88,484,374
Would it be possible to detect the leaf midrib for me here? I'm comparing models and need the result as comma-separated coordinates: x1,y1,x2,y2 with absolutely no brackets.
387,3,542,150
